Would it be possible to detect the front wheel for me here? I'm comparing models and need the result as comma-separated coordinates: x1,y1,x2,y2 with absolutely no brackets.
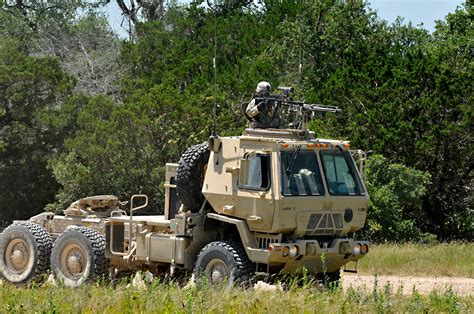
0,221,52,285
194,241,253,287
50,226,108,287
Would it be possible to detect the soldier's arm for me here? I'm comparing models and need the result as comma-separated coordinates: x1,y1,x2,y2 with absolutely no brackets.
246,99,260,118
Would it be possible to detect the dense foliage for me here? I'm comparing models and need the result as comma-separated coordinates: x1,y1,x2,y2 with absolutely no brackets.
363,155,432,242
0,1,472,240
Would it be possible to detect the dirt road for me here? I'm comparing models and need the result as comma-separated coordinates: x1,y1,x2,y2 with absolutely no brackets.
342,274,473,296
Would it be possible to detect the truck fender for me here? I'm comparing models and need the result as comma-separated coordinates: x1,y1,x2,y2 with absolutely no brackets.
206,213,257,256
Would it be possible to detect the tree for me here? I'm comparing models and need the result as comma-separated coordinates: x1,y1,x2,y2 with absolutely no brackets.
33,11,123,98
47,90,200,213
261,1,472,240
0,39,74,223
46,2,281,212
1,0,86,32
0,0,471,241
98,0,168,39
1,1,123,98
363,155,432,242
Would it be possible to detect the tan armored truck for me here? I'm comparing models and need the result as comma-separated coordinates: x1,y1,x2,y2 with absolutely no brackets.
0,90,370,287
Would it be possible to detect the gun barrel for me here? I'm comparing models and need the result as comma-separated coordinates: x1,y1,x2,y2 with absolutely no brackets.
253,97,342,113
303,104,342,113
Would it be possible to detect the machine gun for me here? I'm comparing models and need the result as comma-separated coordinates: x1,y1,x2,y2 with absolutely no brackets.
246,86,342,130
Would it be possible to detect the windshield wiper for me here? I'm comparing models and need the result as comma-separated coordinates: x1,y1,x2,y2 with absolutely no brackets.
286,145,302,178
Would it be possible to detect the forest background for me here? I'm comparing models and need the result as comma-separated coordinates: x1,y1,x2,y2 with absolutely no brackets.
0,0,472,242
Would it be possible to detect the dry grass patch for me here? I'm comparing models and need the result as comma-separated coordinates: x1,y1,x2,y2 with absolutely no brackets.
358,243,474,278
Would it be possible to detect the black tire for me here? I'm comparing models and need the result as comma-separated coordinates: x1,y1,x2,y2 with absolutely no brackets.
0,221,53,285
51,226,108,287
194,240,253,287
176,142,210,212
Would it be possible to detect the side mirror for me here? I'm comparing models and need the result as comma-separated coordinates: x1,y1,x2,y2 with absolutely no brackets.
208,136,221,153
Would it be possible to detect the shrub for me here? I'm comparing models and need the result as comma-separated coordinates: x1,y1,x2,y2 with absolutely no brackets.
362,154,433,242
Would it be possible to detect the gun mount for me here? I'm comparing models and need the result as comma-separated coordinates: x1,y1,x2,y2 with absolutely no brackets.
245,86,342,130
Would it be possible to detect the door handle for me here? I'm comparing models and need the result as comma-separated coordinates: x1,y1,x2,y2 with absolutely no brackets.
247,215,262,222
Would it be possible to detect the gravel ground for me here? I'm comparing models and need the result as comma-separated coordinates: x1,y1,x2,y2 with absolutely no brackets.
342,273,474,296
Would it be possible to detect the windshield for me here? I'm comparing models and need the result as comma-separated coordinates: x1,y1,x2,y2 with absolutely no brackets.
280,150,324,196
320,151,365,195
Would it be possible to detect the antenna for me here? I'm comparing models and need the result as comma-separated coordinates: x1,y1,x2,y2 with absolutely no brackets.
210,1,218,139
297,0,303,88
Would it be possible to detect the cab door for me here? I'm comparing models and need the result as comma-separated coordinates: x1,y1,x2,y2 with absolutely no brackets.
237,150,275,231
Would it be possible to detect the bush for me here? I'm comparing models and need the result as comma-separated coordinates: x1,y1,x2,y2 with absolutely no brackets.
362,155,433,242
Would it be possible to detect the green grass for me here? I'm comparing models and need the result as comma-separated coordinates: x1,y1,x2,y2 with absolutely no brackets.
0,280,472,313
1,243,472,312
358,243,474,278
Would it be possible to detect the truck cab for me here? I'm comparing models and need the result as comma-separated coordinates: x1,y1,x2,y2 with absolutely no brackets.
201,128,369,276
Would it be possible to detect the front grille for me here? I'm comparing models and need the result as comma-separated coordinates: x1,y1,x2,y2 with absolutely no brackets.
306,213,343,235
333,214,343,229
307,214,321,229
256,234,282,249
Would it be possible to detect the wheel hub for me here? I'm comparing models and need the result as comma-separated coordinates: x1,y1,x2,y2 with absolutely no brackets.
61,244,86,278
5,239,30,273
67,254,83,275
205,258,230,285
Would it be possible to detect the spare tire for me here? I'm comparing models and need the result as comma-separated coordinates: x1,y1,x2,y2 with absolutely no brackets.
176,142,210,212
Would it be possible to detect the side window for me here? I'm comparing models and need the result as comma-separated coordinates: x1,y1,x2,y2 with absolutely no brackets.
238,153,271,190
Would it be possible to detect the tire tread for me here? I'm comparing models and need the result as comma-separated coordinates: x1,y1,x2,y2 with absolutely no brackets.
176,143,210,212
0,221,53,284
195,240,254,286
51,226,108,286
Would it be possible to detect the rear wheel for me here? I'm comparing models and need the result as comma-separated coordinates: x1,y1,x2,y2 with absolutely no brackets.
0,221,52,285
51,226,108,287
194,241,253,287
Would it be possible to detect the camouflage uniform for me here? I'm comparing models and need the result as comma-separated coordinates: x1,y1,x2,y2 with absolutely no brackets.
246,81,281,129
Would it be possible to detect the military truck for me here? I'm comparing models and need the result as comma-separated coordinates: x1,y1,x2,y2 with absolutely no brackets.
0,89,370,287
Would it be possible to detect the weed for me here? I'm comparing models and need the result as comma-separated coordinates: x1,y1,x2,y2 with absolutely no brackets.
0,280,471,313
359,243,474,277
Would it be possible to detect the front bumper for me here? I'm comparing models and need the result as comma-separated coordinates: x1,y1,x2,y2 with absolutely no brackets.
248,238,369,274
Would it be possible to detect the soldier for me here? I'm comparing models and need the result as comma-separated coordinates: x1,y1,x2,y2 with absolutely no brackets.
246,81,281,129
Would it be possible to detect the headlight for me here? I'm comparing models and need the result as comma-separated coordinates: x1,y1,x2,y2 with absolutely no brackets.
353,243,361,255
289,245,299,258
